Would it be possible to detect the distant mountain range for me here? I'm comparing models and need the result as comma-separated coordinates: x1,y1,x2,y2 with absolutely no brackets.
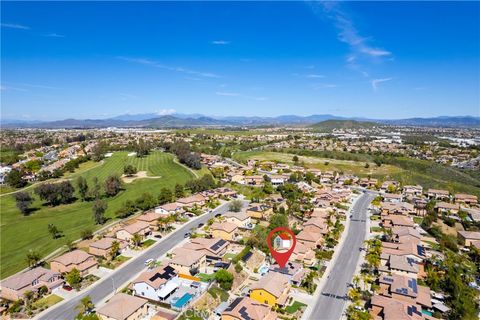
309,120,379,131
1,113,479,129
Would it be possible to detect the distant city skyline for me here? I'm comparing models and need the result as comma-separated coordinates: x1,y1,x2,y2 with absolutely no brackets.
1,1,479,120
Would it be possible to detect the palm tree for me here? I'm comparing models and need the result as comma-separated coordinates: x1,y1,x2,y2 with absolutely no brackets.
75,295,94,316
110,241,120,260
26,249,41,267
352,275,361,289
131,233,142,248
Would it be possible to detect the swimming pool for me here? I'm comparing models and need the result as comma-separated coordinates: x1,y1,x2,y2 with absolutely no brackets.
258,264,269,275
421,310,433,316
172,293,193,309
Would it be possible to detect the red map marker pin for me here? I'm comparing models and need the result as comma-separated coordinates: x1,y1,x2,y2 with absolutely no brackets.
266,226,297,268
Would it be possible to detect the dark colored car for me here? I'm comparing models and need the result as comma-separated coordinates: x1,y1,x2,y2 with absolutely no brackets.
184,232,191,238
62,285,73,291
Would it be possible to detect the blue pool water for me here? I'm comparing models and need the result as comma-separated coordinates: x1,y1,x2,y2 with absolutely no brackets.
421,310,433,316
258,264,269,275
172,293,193,309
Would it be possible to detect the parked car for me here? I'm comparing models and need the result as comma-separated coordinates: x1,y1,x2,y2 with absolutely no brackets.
144,258,154,266
184,232,191,238
198,223,205,228
154,234,163,239
62,285,72,291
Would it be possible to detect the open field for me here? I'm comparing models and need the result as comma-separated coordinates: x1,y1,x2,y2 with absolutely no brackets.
0,151,196,279
232,151,402,176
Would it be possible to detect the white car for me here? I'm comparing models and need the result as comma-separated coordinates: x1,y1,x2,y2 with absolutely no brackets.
144,258,154,266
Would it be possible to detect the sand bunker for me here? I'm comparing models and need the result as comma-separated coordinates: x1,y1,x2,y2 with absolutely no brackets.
121,171,161,183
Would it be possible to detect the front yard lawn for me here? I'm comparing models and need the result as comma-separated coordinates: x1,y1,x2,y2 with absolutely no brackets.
370,226,384,233
223,253,236,261
32,294,63,310
413,217,424,224
286,301,307,314
100,255,131,269
141,239,156,248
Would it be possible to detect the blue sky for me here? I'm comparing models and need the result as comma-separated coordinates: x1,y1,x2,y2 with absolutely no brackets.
1,1,479,120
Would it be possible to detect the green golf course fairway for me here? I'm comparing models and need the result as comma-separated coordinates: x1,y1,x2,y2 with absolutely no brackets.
0,151,196,279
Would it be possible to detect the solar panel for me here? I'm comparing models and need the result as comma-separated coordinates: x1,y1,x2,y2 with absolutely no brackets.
239,306,251,320
384,277,394,283
408,279,418,293
242,251,253,262
211,239,227,251
226,298,242,312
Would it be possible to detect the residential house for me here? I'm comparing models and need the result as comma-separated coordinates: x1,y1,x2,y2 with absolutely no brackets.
250,272,290,306
380,202,415,216
434,202,460,214
223,210,252,229
383,193,403,203
244,175,264,186
221,297,278,320
458,231,480,247
454,193,478,205
210,222,239,241
50,249,98,275
182,238,229,262
378,273,432,310
89,237,127,258
137,211,164,228
97,293,148,320
370,294,429,320
176,194,206,208
427,189,449,200
168,247,206,275
0,267,63,301
132,265,178,301
403,185,423,198
155,202,185,216
246,203,273,220
385,255,420,278
116,221,151,242
292,241,316,267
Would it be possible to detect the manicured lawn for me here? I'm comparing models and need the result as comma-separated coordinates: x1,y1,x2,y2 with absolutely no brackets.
370,226,384,233
286,301,307,314
197,273,216,282
413,217,424,224
0,151,196,279
223,253,236,261
32,294,63,309
141,239,156,248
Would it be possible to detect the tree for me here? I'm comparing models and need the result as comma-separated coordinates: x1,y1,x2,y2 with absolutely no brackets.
214,269,234,290
104,175,122,197
48,223,63,239
88,177,101,200
92,199,107,224
229,200,243,212
75,295,94,317
135,192,157,210
65,268,82,290
158,187,173,205
14,191,33,215
110,241,120,260
269,213,288,231
23,290,35,309
81,228,93,240
292,155,299,163
5,170,26,188
364,163,370,169
132,233,142,247
123,164,137,176
26,249,41,267
35,181,74,206
174,183,184,198
76,176,89,201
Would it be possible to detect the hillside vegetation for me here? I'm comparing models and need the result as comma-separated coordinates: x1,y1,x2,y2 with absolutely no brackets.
309,120,379,131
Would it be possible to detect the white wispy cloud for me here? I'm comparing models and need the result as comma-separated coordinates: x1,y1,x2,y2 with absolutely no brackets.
215,91,268,101
14,83,59,89
312,83,338,90
371,78,392,91
309,1,391,61
0,85,29,92
157,108,176,116
1,23,30,30
118,56,220,78
211,40,230,45
306,74,325,78
42,33,65,38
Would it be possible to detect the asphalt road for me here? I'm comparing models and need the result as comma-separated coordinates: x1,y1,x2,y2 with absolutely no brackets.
37,200,245,320
309,192,375,320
